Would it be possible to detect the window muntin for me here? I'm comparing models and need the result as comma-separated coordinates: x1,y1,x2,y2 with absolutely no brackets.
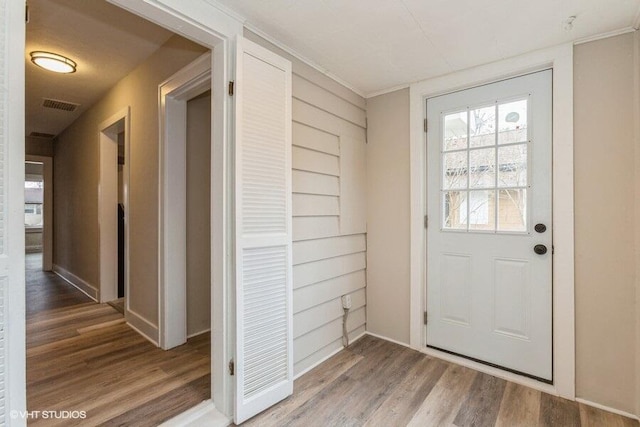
441,97,529,233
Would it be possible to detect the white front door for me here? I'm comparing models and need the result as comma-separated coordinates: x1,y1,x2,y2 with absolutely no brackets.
426,70,552,380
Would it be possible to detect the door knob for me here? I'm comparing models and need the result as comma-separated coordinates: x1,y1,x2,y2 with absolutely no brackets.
534,223,547,233
534,244,547,255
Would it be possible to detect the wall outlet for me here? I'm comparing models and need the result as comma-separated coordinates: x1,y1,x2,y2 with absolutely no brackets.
341,294,352,309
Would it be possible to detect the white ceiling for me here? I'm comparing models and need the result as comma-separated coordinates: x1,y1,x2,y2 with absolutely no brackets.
26,0,174,138
215,0,640,96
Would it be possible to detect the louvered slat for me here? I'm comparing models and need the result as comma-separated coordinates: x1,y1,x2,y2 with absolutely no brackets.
235,37,293,424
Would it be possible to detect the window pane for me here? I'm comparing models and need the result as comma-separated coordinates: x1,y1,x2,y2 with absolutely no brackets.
443,111,468,151
469,105,496,148
498,99,527,144
469,148,495,189
498,189,527,232
443,151,467,190
25,203,43,227
468,190,495,231
443,191,467,230
498,144,527,187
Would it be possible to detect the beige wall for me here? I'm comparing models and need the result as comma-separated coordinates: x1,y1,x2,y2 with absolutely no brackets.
364,33,639,415
366,88,411,343
186,91,211,337
574,33,637,414
54,35,207,326
26,136,53,157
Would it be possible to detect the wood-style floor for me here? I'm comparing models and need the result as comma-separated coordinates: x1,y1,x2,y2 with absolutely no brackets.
25,254,210,426
246,334,639,427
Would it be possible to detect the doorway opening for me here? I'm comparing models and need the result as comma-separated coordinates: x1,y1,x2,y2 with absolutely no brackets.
24,155,52,271
99,111,129,308
158,53,212,350
23,0,227,423
186,90,212,340
425,70,553,381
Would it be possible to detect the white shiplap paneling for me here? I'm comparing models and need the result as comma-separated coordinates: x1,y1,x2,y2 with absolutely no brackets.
292,170,339,196
273,39,368,374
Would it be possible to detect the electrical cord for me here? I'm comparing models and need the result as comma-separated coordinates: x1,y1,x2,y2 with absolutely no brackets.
342,307,349,348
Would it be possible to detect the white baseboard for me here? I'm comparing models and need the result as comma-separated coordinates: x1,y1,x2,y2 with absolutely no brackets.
52,264,98,301
126,308,159,346
160,400,230,427
365,331,413,350
187,328,211,339
294,329,367,380
575,398,639,421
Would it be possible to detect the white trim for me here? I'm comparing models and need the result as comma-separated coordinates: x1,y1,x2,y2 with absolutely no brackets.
365,331,413,350
160,400,231,427
409,43,575,400
5,0,27,421
187,328,211,339
293,331,368,380
576,398,640,421
25,155,53,271
365,83,411,99
634,5,640,30
634,30,640,420
105,0,240,419
52,264,99,301
126,309,160,345
98,108,131,304
573,27,636,45
242,22,365,99
158,53,211,351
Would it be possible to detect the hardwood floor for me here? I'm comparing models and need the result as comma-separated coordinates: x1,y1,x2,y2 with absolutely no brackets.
25,253,639,426
25,254,210,426
245,335,639,427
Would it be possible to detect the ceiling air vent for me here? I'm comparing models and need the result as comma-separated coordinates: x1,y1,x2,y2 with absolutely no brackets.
29,132,55,138
42,98,79,112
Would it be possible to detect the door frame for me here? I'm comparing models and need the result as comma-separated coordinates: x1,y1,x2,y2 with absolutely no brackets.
158,52,211,350
25,155,53,272
105,0,242,420
409,43,575,399
99,108,130,304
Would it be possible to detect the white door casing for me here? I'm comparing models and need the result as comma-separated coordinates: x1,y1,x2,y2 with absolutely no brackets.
107,0,242,418
159,53,211,350
3,0,27,424
426,70,553,380
99,109,130,304
233,36,293,424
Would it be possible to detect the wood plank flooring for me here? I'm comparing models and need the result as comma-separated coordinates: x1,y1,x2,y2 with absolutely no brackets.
25,254,210,426
25,254,639,426
245,335,639,427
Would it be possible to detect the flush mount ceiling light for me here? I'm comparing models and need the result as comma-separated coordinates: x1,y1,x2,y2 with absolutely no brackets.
30,51,77,74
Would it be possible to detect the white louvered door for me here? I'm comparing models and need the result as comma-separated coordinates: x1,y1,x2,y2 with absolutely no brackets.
233,37,293,424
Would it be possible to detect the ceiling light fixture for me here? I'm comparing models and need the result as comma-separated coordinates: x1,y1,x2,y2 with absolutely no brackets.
30,51,77,74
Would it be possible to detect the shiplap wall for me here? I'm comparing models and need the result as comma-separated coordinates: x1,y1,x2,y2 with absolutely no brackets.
245,30,368,375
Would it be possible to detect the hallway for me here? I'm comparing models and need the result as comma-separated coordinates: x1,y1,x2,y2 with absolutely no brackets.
25,254,210,426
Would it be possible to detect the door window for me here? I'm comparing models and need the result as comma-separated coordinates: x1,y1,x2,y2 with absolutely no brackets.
441,97,529,232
